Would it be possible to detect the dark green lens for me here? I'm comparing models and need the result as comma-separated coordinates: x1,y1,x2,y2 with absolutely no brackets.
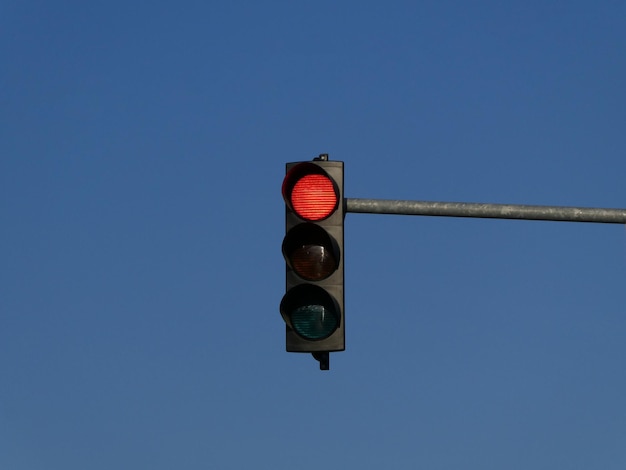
291,304,338,340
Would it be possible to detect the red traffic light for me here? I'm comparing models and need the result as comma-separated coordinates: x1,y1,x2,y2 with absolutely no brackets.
281,158,345,362
282,163,339,221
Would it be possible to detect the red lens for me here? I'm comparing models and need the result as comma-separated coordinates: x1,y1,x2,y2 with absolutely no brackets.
290,174,338,221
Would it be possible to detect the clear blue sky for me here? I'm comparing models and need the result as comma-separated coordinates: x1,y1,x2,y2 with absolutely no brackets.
2,1,625,468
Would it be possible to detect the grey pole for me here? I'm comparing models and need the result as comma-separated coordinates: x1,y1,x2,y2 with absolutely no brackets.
346,198,626,224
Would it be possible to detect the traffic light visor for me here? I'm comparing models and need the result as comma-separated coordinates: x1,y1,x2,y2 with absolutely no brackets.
282,163,339,221
280,284,341,341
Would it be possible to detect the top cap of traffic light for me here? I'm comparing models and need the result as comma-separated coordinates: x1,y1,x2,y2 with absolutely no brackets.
282,162,339,221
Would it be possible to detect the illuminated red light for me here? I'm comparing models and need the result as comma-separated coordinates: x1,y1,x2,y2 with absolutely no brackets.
290,174,338,221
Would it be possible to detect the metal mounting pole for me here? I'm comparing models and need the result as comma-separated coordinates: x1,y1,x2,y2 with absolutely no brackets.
346,198,626,224
312,352,329,370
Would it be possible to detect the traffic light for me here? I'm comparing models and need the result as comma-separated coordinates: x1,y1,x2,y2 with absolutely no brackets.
280,155,344,369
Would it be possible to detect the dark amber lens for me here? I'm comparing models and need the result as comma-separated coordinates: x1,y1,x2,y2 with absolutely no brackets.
282,224,340,281
290,244,336,281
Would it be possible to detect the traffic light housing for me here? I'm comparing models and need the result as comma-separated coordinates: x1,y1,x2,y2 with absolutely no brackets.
280,156,344,368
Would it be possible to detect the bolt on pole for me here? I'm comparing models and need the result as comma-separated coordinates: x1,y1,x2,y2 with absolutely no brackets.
345,198,626,224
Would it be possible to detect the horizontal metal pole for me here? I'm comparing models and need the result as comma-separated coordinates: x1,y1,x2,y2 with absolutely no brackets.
346,198,626,224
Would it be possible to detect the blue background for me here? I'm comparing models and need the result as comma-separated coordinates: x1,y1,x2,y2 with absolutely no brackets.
2,1,625,468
